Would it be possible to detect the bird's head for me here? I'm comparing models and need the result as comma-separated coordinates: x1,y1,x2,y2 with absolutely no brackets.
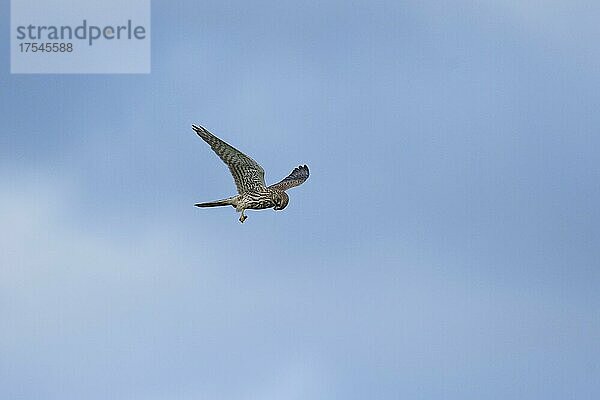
273,191,289,211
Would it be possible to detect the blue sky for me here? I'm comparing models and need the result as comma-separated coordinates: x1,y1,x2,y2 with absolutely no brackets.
1,1,599,399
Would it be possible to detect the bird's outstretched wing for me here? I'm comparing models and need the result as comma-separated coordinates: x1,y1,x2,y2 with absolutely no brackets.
192,124,266,194
269,165,309,191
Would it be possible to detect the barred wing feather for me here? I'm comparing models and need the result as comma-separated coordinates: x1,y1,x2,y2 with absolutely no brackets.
269,165,309,191
192,124,266,194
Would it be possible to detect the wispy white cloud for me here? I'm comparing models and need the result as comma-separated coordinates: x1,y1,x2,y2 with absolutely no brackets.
1,169,334,399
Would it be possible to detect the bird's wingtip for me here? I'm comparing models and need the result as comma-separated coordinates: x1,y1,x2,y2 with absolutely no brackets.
192,124,209,137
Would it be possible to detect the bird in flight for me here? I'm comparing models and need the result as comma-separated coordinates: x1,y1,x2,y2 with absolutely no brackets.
192,124,309,223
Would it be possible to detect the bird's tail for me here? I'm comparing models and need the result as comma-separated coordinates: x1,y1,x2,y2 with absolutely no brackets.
194,197,236,208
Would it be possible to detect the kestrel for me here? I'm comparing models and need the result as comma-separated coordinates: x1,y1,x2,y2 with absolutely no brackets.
192,124,309,223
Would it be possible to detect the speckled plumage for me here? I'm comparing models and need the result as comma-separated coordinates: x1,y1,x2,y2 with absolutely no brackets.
192,125,309,223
